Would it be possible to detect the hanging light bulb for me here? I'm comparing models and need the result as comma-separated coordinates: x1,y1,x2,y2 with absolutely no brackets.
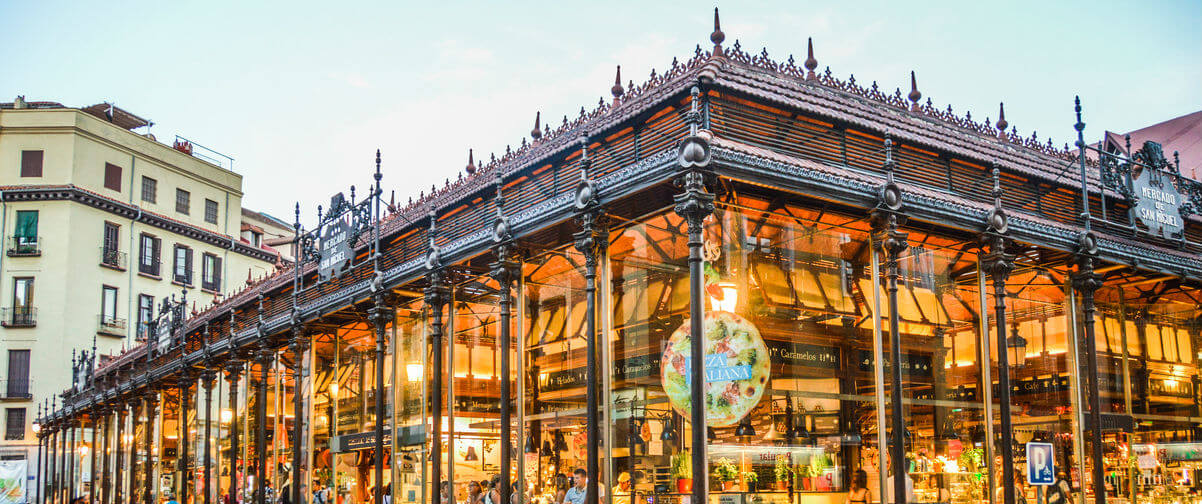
541,440,553,457
464,445,479,462
710,282,739,313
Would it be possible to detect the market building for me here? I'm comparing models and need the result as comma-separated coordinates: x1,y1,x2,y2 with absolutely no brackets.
0,98,288,482
35,12,1202,504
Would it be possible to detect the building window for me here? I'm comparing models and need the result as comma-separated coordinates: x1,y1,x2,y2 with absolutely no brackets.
137,295,154,341
4,408,24,440
20,151,42,178
204,199,219,225
173,245,193,285
101,222,122,268
176,189,191,215
5,350,30,399
141,176,157,203
103,162,122,191
6,277,34,327
139,233,161,276
9,210,39,255
202,253,222,292
101,285,119,327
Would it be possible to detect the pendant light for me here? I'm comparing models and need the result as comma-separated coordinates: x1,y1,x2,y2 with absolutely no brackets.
541,440,553,457
554,429,569,452
734,415,755,438
659,415,676,442
524,432,537,454
464,445,479,461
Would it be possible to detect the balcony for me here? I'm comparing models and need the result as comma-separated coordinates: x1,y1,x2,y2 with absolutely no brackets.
5,236,40,257
100,247,127,270
138,255,161,277
0,379,32,400
98,315,126,337
0,307,36,327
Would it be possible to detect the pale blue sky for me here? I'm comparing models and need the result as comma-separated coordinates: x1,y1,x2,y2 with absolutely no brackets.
4,1,1199,224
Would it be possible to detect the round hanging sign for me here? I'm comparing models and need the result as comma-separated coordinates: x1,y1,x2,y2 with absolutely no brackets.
660,310,771,427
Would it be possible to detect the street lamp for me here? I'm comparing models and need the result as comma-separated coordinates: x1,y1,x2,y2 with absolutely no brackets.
1007,324,1028,370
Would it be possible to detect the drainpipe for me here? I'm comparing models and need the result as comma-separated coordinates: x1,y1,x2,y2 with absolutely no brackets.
223,192,232,298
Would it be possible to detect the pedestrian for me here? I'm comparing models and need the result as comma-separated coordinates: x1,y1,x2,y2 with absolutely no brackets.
563,469,586,504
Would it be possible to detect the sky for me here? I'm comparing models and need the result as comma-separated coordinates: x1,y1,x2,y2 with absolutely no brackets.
4,0,1200,227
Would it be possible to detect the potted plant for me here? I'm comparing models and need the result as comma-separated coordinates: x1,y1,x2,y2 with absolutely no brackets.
773,454,789,490
742,470,758,492
812,454,831,491
713,457,739,491
795,464,813,491
671,451,693,493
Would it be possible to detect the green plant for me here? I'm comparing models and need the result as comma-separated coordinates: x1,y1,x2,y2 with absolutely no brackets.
713,457,739,482
773,455,789,482
958,448,985,474
742,471,758,484
810,454,828,475
671,451,692,479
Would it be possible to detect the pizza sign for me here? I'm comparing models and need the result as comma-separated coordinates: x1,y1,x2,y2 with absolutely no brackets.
684,354,753,384
660,311,771,427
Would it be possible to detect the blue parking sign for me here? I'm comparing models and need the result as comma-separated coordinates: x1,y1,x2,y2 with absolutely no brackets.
1026,442,1055,486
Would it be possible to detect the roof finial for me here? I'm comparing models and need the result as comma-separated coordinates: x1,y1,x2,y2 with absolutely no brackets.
710,7,725,57
804,37,818,80
465,149,476,175
530,112,542,140
995,102,1008,137
907,71,921,112
611,66,624,102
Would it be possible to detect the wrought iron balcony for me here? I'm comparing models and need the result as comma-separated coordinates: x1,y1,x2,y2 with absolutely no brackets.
98,315,126,336
5,236,40,257
100,247,126,269
0,379,32,400
0,307,36,327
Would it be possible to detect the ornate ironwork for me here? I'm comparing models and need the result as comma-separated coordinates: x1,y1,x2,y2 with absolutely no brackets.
424,209,449,504
294,157,380,286
572,132,606,504
979,165,1017,504
491,163,519,504
672,84,716,504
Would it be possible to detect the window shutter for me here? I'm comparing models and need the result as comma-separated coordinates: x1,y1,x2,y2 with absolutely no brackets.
20,151,42,177
104,163,122,191
214,256,223,290
186,249,194,284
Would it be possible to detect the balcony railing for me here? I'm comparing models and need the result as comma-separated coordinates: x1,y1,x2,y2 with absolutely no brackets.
0,379,32,400
100,247,126,269
5,236,40,257
0,307,36,327
138,255,161,277
98,315,126,336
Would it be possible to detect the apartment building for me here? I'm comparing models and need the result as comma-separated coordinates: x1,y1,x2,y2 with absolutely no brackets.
0,97,287,468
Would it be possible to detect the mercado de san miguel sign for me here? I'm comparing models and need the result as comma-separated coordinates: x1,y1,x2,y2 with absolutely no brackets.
1131,141,1186,239
319,193,353,281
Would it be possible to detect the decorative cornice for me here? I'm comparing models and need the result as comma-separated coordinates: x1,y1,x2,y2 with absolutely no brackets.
1,185,279,262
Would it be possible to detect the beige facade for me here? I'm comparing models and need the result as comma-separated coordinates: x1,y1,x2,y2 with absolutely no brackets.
0,100,284,464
